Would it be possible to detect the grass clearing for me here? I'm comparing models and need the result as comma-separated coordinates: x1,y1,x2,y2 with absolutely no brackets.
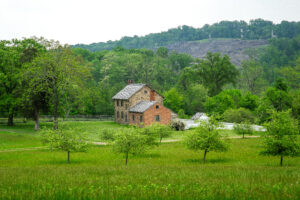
0,121,299,199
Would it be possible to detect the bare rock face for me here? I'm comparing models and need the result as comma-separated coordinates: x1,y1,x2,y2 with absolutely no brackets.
164,39,268,66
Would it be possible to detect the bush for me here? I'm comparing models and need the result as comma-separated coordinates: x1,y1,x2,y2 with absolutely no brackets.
222,108,255,123
171,120,185,131
100,129,115,141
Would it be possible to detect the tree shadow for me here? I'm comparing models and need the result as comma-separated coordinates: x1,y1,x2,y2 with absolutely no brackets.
134,153,161,158
182,158,231,164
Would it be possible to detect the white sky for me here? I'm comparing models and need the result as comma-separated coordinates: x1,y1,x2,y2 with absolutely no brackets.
1,0,300,45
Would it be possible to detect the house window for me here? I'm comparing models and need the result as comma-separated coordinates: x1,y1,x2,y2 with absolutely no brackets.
156,105,159,109
132,115,135,121
140,115,143,122
155,115,160,122
125,113,128,122
144,90,148,94
121,111,124,119
125,104,128,109
117,111,119,118
121,101,123,107
117,100,119,106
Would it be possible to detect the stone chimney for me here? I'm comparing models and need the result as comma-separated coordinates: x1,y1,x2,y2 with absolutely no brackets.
128,80,133,84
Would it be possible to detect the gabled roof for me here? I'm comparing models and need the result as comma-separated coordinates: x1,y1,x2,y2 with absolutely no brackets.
112,84,146,100
129,101,157,113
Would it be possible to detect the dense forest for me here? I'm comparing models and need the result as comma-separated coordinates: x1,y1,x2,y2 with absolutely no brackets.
73,19,300,51
1,19,300,130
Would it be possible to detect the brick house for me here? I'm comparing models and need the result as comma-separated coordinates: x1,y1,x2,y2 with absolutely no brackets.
112,83,171,126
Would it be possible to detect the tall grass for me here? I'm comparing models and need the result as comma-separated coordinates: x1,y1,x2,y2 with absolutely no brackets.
0,138,299,199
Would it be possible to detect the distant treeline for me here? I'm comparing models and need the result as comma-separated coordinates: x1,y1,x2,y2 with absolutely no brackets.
73,19,300,51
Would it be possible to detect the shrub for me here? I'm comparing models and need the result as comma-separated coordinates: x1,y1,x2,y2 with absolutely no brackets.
171,120,185,131
222,108,255,123
100,129,115,141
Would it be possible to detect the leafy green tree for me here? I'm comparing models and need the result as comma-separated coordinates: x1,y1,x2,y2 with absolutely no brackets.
27,45,88,129
113,128,147,165
265,80,292,111
185,118,229,163
0,38,44,125
148,123,172,143
233,121,254,138
240,92,258,111
156,47,169,58
184,84,208,115
203,92,235,116
261,111,300,167
164,88,184,113
42,128,88,163
239,60,266,94
191,52,239,96
222,108,255,123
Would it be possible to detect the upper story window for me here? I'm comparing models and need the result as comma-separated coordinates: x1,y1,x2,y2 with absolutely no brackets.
144,90,148,94
156,105,159,109
125,104,128,109
117,100,120,106
121,101,124,107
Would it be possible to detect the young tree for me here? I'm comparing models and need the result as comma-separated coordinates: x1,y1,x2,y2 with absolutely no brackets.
148,123,172,143
233,121,254,139
42,128,88,163
113,128,147,165
261,111,300,167
185,118,229,163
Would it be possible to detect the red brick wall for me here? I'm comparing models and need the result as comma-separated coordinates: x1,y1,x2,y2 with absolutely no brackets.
143,103,171,126
128,112,144,126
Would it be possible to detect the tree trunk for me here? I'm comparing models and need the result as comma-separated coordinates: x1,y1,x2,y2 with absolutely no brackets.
203,149,207,163
7,113,14,126
34,105,40,131
125,152,129,166
53,88,59,130
280,155,283,167
67,151,70,164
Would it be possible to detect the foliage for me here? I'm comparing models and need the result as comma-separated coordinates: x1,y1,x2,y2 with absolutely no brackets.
240,92,259,111
222,108,255,123
72,19,300,51
194,52,239,96
163,88,184,113
183,84,208,115
27,44,89,129
204,91,235,116
185,118,228,162
41,127,88,163
100,128,115,141
261,110,300,166
147,123,172,143
170,120,185,131
233,121,254,138
113,128,148,165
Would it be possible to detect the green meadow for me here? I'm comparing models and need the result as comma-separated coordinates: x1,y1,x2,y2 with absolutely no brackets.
0,121,299,199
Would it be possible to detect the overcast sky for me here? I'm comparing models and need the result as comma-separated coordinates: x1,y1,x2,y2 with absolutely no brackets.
1,0,300,45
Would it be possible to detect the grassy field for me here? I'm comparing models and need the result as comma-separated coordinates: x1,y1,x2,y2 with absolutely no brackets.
0,121,299,199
